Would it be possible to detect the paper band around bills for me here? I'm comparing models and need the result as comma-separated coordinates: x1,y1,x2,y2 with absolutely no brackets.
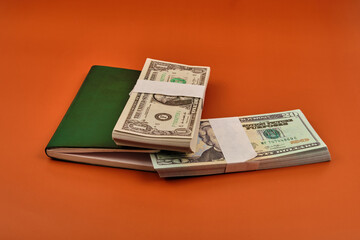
130,79,206,99
208,117,258,173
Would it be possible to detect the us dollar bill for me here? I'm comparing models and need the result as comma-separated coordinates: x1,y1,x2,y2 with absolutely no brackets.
151,109,328,170
113,58,210,152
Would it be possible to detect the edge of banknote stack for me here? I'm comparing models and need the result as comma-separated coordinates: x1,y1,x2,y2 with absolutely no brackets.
112,58,210,153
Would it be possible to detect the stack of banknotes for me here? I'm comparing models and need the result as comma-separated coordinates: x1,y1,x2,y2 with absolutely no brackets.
113,59,330,177
113,59,210,152
150,110,330,177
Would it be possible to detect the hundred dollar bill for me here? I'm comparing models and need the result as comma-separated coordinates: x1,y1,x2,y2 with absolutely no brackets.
112,58,210,152
151,109,330,177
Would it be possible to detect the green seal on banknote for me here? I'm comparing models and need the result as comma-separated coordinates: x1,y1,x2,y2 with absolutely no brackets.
170,78,186,84
263,129,281,139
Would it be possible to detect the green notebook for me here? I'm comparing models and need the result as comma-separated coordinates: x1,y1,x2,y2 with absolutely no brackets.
46,65,155,171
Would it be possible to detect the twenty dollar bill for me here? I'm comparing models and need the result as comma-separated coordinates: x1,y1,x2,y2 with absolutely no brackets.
151,109,330,177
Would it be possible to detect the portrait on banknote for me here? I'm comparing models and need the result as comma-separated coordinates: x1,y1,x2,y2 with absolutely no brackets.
196,121,225,162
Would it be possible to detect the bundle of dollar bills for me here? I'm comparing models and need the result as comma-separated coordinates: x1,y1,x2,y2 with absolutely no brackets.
150,110,330,177
112,59,210,152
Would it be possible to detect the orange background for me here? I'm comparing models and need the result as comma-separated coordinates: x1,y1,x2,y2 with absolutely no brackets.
1,0,360,239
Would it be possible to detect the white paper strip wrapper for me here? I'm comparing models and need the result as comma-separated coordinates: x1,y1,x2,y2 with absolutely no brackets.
130,80,206,99
209,117,258,173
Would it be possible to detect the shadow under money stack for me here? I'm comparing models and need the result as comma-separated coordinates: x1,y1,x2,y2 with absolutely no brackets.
150,110,331,177
112,58,210,153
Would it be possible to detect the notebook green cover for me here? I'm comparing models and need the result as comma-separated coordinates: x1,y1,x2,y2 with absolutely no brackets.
45,65,156,171
46,65,141,150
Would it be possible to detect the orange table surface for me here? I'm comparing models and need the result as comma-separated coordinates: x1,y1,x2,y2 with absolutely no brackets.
1,0,359,239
